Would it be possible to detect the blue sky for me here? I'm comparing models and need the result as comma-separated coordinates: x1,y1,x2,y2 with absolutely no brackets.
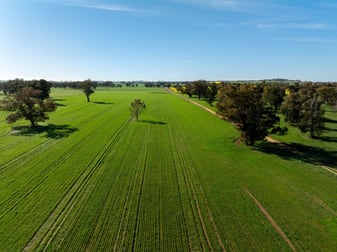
1,0,337,81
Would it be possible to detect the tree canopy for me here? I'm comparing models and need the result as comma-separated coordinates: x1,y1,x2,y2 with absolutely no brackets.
130,99,146,121
0,86,57,127
81,79,95,102
217,84,279,145
281,83,325,138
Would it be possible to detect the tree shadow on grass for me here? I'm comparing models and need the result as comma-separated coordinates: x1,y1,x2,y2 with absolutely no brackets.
56,103,66,107
256,141,337,168
324,117,337,124
139,120,167,125
12,124,79,139
92,101,114,105
313,136,337,143
323,127,337,132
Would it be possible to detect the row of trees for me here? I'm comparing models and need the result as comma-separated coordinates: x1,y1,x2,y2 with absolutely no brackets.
0,80,176,91
172,81,337,145
216,83,337,145
0,79,97,126
175,80,219,105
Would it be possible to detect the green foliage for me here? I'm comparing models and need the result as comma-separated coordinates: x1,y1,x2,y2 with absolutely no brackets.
130,99,146,121
262,84,285,112
191,80,208,100
0,86,56,126
81,79,95,102
217,84,279,145
206,83,218,105
317,85,337,106
281,84,325,138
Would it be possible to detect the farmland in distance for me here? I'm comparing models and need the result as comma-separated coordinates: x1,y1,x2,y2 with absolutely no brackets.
1,87,337,251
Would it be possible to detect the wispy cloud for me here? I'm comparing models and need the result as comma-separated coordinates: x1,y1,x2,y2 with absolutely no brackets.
257,23,331,30
34,0,152,14
170,0,245,10
276,38,337,44
322,2,337,8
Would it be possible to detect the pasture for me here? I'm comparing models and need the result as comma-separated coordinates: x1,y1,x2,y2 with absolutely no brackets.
1,87,337,251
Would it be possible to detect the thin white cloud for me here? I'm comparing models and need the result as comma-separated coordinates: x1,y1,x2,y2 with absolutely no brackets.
170,0,242,10
322,2,337,8
257,23,331,30
34,0,151,14
276,38,337,44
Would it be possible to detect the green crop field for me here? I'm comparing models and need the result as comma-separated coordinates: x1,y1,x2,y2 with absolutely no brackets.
1,87,337,251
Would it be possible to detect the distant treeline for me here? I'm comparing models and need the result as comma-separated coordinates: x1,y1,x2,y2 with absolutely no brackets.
0,79,188,92
1,79,337,96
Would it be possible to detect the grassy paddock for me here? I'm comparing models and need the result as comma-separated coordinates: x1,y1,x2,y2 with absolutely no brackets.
0,87,337,251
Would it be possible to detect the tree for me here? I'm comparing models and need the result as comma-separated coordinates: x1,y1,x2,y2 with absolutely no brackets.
262,84,285,112
30,79,52,101
206,83,218,105
281,84,325,138
317,85,337,106
216,84,279,145
191,80,208,100
0,87,57,126
81,79,95,102
280,92,302,124
182,84,193,98
130,99,146,121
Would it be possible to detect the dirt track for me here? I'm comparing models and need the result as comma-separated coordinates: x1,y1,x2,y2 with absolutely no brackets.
244,188,297,252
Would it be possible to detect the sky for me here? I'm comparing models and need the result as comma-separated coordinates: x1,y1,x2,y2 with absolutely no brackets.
1,0,337,81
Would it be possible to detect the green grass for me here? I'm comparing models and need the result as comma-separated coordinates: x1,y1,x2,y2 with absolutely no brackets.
1,87,337,251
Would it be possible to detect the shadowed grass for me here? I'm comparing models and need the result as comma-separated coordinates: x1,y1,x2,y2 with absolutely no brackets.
12,124,79,139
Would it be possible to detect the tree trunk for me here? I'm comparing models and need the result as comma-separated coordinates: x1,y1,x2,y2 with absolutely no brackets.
30,119,36,127
86,95,90,102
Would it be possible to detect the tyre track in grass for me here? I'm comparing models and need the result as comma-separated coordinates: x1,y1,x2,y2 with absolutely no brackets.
111,128,150,251
166,115,193,251
85,125,149,251
58,139,131,252
57,121,135,252
0,139,55,171
130,125,152,251
244,187,297,252
82,131,136,250
171,122,228,251
321,165,337,176
174,136,214,251
24,117,131,251
0,103,123,214
0,100,102,172
46,118,131,251
166,97,227,251
0,107,123,219
223,160,305,250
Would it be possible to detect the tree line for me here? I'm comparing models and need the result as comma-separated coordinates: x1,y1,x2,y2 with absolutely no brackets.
1,78,337,146
0,79,99,126
173,80,337,145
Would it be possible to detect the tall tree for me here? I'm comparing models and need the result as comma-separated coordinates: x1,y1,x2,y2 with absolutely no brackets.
217,84,279,145
206,83,218,105
182,84,193,98
191,80,208,100
281,84,325,138
30,79,52,101
81,79,95,102
130,99,146,121
317,85,337,106
280,92,302,124
0,87,57,126
262,84,285,112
